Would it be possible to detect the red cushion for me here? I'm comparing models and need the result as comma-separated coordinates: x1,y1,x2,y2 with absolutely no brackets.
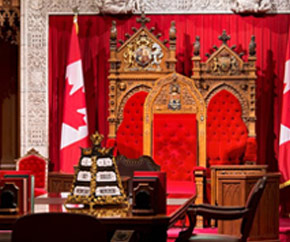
116,91,148,159
18,155,46,189
167,181,196,195
207,90,248,166
0,170,32,178
153,114,197,182
34,188,47,197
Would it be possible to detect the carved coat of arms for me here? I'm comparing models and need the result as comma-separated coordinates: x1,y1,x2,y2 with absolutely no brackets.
135,45,152,67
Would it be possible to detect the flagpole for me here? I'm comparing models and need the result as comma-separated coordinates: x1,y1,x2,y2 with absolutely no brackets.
73,7,79,35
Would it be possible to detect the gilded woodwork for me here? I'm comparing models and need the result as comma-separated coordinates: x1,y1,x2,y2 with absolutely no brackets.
65,132,128,208
108,11,176,139
192,30,257,138
143,72,206,168
0,0,19,45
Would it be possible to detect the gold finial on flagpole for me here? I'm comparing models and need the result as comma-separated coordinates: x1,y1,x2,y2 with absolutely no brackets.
72,7,79,34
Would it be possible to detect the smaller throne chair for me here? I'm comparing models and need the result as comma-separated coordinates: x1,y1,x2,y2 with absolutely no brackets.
16,148,49,197
191,30,258,207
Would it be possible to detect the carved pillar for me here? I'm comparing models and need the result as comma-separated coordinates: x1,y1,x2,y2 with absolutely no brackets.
191,36,201,88
248,35,257,138
167,21,177,71
194,168,206,228
108,21,118,139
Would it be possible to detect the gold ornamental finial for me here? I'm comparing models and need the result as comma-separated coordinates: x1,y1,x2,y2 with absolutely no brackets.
90,131,104,146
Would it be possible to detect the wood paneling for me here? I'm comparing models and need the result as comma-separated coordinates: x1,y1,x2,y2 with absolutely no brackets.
216,172,280,242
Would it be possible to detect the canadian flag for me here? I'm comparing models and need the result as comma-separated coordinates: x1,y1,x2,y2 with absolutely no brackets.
60,16,89,173
279,31,290,186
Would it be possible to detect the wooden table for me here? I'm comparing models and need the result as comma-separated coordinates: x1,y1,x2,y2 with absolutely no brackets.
0,193,195,242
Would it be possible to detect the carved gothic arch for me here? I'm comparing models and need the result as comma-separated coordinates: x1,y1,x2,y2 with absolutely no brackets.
205,83,249,124
143,72,206,167
117,84,151,127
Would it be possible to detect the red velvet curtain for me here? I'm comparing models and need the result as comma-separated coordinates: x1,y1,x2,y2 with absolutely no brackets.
49,14,290,172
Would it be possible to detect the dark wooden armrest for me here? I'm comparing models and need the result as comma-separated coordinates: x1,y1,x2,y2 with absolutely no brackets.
189,206,249,221
190,203,245,211
176,207,249,242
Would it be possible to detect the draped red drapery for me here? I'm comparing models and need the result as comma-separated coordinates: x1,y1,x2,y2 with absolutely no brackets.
49,14,290,172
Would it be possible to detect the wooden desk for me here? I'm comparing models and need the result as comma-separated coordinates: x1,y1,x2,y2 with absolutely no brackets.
210,165,268,207
216,172,280,242
0,193,195,242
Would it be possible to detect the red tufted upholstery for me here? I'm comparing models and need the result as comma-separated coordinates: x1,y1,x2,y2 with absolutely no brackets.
207,90,250,166
116,91,148,159
244,136,257,161
16,149,48,197
153,113,197,196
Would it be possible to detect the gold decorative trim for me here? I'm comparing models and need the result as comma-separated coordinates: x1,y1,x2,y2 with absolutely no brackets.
65,132,128,208
280,180,290,189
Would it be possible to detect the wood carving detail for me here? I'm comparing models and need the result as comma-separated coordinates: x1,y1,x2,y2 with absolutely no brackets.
192,30,257,134
0,1,19,45
143,72,206,167
123,31,164,71
208,50,242,76
117,85,151,127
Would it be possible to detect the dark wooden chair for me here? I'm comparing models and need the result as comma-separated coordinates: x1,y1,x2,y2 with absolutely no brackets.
11,212,107,242
175,176,267,242
116,155,160,196
116,155,160,178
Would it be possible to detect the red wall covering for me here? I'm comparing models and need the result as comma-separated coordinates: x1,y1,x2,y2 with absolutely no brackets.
49,14,290,172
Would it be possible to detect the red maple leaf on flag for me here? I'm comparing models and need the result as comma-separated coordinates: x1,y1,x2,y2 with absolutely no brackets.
62,78,87,129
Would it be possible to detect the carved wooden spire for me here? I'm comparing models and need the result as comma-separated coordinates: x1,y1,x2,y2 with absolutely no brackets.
136,10,150,28
110,20,117,50
249,35,256,56
218,30,230,45
193,36,200,56
169,21,176,50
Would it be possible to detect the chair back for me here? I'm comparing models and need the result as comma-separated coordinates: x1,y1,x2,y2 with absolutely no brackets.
15,148,48,191
240,176,267,241
11,212,107,242
117,155,160,178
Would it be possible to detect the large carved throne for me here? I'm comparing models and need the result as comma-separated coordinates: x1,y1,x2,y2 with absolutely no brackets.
192,30,257,204
107,13,205,200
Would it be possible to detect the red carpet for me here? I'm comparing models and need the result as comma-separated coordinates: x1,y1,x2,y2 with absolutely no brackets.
168,217,290,242
280,218,290,242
